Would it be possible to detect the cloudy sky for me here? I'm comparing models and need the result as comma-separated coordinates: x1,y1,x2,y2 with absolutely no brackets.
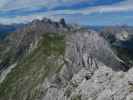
0,0,133,25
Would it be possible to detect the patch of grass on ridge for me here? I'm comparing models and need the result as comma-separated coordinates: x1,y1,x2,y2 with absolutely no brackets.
0,33,65,100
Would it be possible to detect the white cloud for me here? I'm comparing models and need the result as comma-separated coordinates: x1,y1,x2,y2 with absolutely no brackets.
1,0,132,13
0,0,89,11
79,4,133,14
0,11,65,24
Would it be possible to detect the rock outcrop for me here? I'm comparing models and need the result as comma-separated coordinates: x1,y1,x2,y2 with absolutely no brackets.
41,30,131,100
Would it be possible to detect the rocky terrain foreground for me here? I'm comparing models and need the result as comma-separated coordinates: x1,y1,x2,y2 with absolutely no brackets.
0,18,133,100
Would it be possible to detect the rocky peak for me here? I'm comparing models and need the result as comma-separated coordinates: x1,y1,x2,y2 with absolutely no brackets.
6,18,69,48
59,18,67,27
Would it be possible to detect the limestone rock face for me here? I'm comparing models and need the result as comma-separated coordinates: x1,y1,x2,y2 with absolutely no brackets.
41,30,132,100
65,30,128,72
42,64,133,100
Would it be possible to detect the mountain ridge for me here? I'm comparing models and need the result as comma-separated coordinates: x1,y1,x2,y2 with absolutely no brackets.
0,18,133,100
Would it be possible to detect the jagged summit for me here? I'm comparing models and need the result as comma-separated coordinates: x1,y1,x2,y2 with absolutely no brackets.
7,18,69,49
0,18,70,71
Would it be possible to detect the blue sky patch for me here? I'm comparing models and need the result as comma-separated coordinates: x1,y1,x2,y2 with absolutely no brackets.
0,0,132,25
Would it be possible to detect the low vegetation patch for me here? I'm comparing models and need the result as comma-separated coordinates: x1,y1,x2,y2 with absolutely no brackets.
0,33,65,100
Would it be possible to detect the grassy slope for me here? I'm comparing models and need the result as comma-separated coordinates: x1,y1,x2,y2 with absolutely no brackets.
0,33,65,100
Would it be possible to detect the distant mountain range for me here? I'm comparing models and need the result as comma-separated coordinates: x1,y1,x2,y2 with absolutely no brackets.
87,25,133,32
0,24,24,39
